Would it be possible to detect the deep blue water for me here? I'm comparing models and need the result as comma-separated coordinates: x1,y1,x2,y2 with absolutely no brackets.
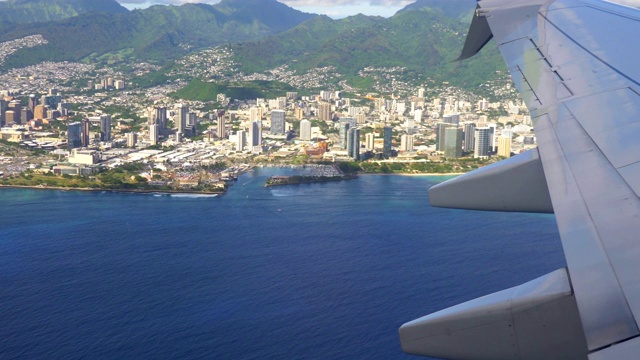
0,168,565,359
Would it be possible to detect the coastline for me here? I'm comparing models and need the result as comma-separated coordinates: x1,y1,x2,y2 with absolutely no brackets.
0,184,225,196
358,172,464,177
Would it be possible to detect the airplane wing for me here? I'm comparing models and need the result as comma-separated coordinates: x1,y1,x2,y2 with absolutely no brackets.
399,0,640,359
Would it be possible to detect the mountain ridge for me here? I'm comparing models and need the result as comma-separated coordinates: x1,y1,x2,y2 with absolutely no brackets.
0,0,128,24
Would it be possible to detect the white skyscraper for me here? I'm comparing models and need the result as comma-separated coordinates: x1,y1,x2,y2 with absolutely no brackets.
401,134,414,152
149,124,159,145
236,130,246,151
300,119,312,141
365,133,375,150
177,104,188,134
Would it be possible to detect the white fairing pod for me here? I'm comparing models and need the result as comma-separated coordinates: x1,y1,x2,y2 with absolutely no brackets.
399,268,588,359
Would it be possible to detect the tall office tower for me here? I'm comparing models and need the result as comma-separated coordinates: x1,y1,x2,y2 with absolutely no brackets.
249,120,262,147
114,80,125,90
236,130,246,151
127,133,137,148
401,134,414,152
347,127,361,160
300,119,312,141
464,122,477,152
0,99,7,126
28,95,37,111
338,121,351,150
67,122,83,150
81,118,91,147
8,101,21,124
396,102,406,115
187,112,197,127
474,127,491,158
356,113,366,125
270,110,286,135
286,92,298,100
383,126,392,157
177,104,188,134
404,117,415,133
414,109,423,124
149,124,159,145
21,108,33,122
436,122,455,151
294,107,304,120
498,135,512,157
148,106,168,135
365,133,375,151
418,88,425,98
443,127,463,158
217,114,226,139
319,102,331,122
100,114,112,142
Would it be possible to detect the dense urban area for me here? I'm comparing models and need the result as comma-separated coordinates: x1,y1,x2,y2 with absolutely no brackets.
0,34,535,194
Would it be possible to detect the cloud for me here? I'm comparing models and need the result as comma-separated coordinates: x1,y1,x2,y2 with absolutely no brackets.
116,0,412,6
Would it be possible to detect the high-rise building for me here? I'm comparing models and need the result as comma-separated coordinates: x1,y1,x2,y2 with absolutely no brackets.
250,106,263,122
383,126,392,157
339,118,356,150
414,109,423,124
21,108,33,123
249,120,262,147
356,113,366,125
33,105,46,120
400,134,414,152
294,107,304,120
488,123,497,152
236,130,246,151
176,104,188,134
68,122,82,150
443,127,463,158
418,88,425,98
0,99,7,126
443,113,460,125
464,122,476,152
149,124,159,145
300,119,312,141
100,114,112,142
365,133,375,150
4,110,16,126
127,133,137,148
286,92,298,100
498,135,512,157
187,112,197,127
148,106,168,136
347,127,360,160
474,127,491,158
436,123,455,151
81,118,91,147
270,110,286,135
318,102,331,122
28,95,37,111
8,101,21,124
217,115,226,139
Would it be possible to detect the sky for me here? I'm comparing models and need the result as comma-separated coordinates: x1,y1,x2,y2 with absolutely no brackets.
115,0,415,18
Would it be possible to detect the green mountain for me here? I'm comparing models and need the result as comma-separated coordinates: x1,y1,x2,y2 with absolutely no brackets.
229,4,504,89
397,0,477,21
0,0,128,24
0,0,315,68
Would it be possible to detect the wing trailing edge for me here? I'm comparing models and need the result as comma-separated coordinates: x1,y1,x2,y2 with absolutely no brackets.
429,149,553,213
399,268,588,359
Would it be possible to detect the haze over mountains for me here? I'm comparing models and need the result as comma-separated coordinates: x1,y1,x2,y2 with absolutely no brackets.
0,0,503,89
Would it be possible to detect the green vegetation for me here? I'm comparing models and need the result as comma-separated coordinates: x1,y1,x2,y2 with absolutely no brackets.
0,0,314,69
171,79,297,101
0,0,127,24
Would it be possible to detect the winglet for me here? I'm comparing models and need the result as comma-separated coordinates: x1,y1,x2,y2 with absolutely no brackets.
456,3,493,61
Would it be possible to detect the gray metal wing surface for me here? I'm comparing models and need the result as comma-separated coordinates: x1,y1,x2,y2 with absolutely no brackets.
400,0,640,358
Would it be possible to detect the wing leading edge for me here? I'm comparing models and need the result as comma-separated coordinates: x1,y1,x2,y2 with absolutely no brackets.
400,0,640,358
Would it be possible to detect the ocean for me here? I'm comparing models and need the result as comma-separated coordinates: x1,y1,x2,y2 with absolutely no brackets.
0,168,565,359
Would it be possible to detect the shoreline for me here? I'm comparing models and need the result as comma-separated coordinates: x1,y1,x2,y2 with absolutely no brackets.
357,172,464,176
0,171,462,195
0,184,225,196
